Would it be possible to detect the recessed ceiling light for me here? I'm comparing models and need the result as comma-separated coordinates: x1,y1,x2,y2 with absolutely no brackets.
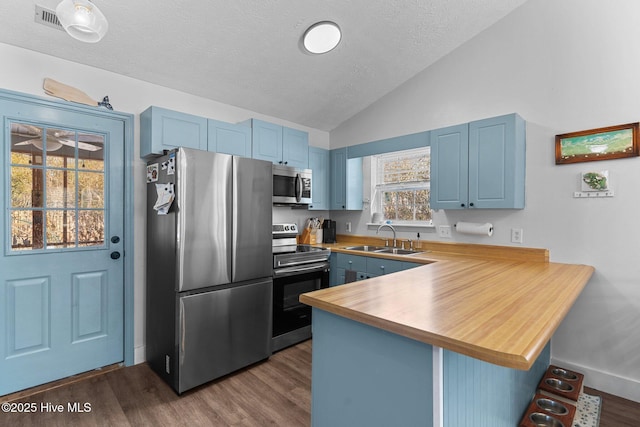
302,21,341,54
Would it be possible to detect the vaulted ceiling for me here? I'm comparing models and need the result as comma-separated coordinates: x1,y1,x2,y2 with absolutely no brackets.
0,1,528,131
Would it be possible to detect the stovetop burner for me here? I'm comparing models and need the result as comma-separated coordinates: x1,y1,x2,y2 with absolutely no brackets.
272,223,331,268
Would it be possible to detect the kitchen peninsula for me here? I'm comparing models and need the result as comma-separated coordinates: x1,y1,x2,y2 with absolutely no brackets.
300,241,594,427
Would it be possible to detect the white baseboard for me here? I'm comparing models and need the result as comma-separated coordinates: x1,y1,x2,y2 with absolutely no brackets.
134,345,146,365
551,357,640,403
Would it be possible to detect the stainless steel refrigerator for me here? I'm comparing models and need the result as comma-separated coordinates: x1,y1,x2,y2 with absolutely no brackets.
145,147,273,394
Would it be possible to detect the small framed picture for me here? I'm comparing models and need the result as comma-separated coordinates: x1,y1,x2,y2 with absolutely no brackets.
555,122,639,164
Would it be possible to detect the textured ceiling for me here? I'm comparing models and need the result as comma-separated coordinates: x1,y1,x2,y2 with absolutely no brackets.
0,1,528,131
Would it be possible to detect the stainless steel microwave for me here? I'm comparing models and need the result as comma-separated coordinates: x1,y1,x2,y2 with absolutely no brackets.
272,164,312,205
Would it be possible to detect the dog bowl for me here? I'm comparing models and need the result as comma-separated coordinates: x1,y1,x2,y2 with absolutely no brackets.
535,398,569,416
545,378,574,393
529,412,565,427
551,368,578,381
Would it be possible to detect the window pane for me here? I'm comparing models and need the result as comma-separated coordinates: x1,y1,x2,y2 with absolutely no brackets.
78,134,105,171
78,171,104,208
397,191,414,220
11,210,44,250
78,210,104,247
46,210,75,249
382,191,397,220
415,189,431,221
11,166,43,208
46,169,76,208
11,123,44,165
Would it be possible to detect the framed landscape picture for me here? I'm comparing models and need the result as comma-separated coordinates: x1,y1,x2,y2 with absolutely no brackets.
555,122,639,164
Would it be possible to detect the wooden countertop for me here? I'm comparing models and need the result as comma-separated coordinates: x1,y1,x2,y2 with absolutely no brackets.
300,239,594,370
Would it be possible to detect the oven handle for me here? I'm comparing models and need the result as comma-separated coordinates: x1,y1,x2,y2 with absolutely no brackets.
273,262,330,278
275,257,330,268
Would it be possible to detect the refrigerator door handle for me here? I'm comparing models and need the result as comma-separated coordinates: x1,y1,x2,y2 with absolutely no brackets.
179,299,186,365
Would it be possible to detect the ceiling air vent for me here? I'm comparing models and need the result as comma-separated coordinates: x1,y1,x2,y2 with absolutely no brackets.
35,5,64,31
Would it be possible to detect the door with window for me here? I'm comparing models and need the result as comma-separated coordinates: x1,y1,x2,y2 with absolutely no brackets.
0,96,124,395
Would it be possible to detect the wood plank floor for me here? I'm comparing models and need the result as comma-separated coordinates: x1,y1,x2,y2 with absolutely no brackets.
1,339,638,426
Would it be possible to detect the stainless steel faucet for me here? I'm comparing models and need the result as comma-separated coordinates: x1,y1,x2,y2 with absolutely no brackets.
376,224,397,247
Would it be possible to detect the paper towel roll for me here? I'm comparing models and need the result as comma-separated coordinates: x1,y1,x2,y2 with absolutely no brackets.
455,222,493,236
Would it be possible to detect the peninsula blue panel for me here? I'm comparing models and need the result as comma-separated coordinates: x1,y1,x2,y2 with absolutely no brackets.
443,342,550,427
347,131,429,158
311,309,433,427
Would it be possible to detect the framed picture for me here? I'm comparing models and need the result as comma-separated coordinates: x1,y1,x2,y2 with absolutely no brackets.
555,122,639,164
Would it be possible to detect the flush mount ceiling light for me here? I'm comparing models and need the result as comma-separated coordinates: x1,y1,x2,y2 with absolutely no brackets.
56,0,108,43
302,21,341,54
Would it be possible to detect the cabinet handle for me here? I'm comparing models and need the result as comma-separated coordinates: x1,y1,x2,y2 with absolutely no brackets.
380,265,385,270
284,161,288,165
460,203,465,207
348,261,352,264
469,202,474,207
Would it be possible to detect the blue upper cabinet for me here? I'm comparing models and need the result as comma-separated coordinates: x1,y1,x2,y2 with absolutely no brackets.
247,119,309,168
207,119,252,157
308,146,329,210
430,123,469,209
330,148,363,210
469,114,525,209
250,119,283,163
430,113,525,210
283,127,310,169
140,106,208,157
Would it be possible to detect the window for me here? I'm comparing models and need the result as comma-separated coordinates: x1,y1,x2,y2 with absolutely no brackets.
371,147,431,223
9,122,106,251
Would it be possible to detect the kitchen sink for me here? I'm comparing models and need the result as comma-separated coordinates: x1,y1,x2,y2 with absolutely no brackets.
344,245,387,252
343,246,422,256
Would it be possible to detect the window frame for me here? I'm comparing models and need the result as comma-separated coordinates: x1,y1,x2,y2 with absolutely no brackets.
370,147,432,225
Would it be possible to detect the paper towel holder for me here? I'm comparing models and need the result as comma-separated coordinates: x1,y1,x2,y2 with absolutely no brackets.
454,222,494,236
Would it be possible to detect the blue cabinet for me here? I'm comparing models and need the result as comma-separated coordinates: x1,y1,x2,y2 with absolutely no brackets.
330,148,363,210
207,119,251,157
140,106,208,157
247,119,309,168
331,253,420,286
283,127,310,168
430,113,525,210
308,146,329,210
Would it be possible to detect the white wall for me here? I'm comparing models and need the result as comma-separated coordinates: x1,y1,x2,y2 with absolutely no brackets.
0,42,330,365
330,0,640,401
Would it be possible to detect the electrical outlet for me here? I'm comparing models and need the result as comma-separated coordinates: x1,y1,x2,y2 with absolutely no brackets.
438,225,452,238
511,228,523,244
346,222,352,232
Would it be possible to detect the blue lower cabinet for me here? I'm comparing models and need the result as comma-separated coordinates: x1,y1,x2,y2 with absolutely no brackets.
311,308,550,427
331,253,420,286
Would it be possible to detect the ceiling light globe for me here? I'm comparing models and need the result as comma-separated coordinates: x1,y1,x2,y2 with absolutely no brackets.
56,0,108,43
303,21,341,54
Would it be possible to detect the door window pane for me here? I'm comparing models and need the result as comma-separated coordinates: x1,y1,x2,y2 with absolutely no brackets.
11,167,44,208
78,171,104,208
8,121,106,252
11,210,44,250
46,210,75,248
78,210,104,247
46,169,76,208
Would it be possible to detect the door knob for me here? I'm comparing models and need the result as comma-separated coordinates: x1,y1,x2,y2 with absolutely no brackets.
110,251,121,260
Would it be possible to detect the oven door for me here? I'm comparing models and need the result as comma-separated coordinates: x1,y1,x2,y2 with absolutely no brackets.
272,262,329,345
